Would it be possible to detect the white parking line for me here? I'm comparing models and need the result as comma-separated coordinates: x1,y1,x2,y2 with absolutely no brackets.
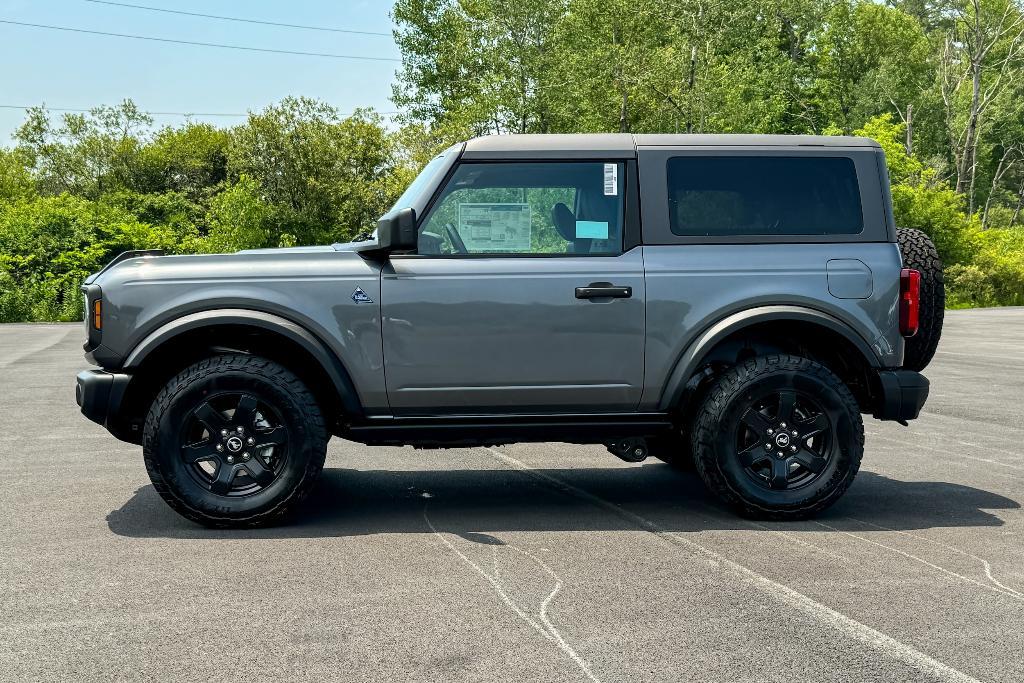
485,447,985,683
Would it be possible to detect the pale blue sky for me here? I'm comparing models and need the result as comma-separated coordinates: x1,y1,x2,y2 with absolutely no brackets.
0,0,400,141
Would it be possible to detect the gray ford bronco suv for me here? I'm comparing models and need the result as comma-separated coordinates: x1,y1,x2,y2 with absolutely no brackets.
76,134,943,528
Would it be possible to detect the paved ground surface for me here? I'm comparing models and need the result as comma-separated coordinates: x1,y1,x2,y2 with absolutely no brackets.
1,309,1022,682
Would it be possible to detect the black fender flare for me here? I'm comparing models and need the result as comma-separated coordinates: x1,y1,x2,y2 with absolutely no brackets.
123,309,362,415
658,305,881,411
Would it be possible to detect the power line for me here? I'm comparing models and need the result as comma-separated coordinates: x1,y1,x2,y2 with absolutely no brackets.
0,19,401,61
0,104,401,119
83,0,392,37
0,104,247,117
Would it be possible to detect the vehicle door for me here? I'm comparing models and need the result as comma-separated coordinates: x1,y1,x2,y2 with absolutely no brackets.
380,159,646,414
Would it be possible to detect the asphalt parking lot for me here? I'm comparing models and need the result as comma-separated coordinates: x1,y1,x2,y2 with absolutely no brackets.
1,308,1022,682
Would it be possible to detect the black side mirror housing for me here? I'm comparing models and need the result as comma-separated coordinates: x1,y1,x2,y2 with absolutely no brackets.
375,208,417,253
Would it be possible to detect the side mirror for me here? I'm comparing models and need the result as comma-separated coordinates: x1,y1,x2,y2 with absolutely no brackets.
375,208,417,254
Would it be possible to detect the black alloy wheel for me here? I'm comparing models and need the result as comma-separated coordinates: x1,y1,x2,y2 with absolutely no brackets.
691,354,863,519
143,354,328,528
179,393,290,496
736,390,834,491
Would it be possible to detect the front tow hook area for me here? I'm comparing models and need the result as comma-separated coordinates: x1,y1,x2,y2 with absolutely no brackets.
76,369,131,426
607,437,649,463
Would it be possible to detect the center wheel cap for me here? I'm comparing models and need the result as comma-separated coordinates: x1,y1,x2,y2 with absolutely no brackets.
774,433,791,448
225,436,244,453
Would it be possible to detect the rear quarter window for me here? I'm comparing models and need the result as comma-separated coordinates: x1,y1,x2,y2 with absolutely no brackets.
667,156,863,237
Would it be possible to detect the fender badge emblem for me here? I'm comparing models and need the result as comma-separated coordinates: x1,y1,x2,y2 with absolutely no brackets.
351,286,373,304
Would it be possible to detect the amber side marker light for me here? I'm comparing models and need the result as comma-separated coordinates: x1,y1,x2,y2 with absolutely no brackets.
92,298,102,330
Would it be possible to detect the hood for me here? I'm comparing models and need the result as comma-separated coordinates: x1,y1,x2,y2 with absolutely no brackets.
85,245,373,288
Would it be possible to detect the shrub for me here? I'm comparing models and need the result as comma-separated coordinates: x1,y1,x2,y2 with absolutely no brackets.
946,264,996,308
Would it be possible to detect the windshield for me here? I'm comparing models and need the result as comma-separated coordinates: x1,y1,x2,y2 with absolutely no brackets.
390,150,451,212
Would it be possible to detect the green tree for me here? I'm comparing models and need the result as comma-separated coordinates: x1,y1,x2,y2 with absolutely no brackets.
14,100,153,199
393,0,567,137
203,175,276,253
228,97,407,245
814,1,932,133
856,114,977,264
133,123,231,200
0,148,35,202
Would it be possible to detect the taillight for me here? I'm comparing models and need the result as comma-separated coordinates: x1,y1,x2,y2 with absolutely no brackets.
900,268,920,337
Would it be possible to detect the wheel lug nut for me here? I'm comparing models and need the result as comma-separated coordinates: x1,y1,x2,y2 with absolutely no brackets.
236,426,245,434
227,455,234,463
780,422,787,428
767,428,774,435
792,430,798,437
778,451,785,458
247,437,255,445
220,429,228,437
242,452,250,460
790,445,798,452
216,444,224,452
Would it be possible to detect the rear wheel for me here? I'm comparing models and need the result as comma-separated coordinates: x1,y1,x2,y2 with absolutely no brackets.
691,354,863,519
897,227,944,371
143,354,328,528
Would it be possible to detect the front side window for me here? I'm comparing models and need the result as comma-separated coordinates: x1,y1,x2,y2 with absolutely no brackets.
418,162,624,255
667,156,864,237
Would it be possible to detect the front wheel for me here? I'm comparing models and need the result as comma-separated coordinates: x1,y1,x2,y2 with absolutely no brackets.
143,354,328,528
691,354,863,519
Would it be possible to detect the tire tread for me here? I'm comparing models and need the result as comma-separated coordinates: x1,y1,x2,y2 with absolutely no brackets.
896,227,944,371
691,354,863,520
142,354,327,528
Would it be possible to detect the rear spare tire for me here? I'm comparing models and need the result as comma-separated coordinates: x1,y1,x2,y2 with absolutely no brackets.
896,227,944,371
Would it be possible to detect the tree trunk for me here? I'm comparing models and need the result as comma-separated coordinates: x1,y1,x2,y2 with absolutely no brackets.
613,23,629,133
619,90,629,133
686,44,697,134
905,104,913,157
957,60,982,210
1009,178,1024,228
981,148,1016,229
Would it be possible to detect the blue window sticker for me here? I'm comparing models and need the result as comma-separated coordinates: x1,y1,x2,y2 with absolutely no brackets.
575,220,609,239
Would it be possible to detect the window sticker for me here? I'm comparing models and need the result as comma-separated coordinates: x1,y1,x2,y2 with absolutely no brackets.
575,220,609,239
458,203,532,252
603,163,618,196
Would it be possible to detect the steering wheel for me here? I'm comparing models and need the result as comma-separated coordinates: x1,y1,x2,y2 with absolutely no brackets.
444,223,468,254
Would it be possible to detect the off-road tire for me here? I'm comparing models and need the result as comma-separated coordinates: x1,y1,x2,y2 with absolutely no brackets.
143,354,328,528
692,354,863,520
896,227,944,371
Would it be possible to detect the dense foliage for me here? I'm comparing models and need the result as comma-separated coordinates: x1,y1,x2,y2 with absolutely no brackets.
0,98,416,321
2,0,1024,321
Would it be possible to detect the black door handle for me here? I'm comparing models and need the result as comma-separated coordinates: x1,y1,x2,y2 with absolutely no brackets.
575,282,632,299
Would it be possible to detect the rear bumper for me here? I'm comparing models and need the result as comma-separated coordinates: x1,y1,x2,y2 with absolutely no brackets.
76,369,131,427
873,370,929,422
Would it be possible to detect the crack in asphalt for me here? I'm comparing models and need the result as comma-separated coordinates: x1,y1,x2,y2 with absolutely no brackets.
483,447,987,683
821,518,1024,600
421,493,601,683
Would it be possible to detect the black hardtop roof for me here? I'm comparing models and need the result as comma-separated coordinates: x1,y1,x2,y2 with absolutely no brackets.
461,133,880,159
